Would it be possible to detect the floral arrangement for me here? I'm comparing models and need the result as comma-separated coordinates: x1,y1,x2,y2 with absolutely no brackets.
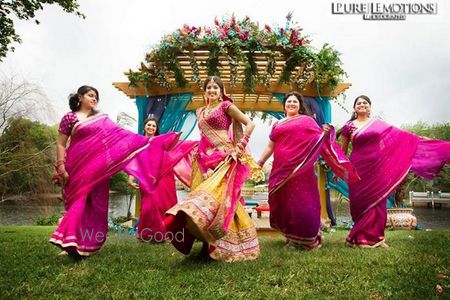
128,14,346,95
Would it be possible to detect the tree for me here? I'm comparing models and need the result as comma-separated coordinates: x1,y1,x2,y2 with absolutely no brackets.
109,112,139,218
116,112,137,131
0,0,84,61
0,72,56,133
0,117,57,196
0,72,57,196
400,121,450,194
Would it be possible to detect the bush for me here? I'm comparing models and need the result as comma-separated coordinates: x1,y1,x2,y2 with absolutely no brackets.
35,214,60,226
401,122,450,193
0,117,57,195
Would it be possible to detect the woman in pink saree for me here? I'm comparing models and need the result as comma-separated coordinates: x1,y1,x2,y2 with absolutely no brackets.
341,95,450,248
50,86,193,257
129,117,196,242
258,92,359,250
165,76,262,262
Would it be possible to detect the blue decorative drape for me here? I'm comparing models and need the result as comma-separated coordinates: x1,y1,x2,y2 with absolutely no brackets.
270,93,332,125
135,96,148,135
315,96,332,124
135,93,196,140
146,96,168,121
305,97,325,125
159,93,193,134
174,111,197,140
268,93,285,120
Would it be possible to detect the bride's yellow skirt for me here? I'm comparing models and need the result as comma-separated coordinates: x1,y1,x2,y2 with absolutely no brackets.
167,158,259,262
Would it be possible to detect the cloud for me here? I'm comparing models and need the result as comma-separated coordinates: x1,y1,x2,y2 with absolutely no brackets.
1,0,448,138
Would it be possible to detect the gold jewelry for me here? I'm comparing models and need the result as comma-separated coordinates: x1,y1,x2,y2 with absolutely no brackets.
203,101,220,116
54,160,65,168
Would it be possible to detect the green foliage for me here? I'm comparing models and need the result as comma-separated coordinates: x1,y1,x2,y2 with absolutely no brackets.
110,216,129,225
1,226,450,298
0,0,84,61
401,122,450,193
402,121,450,140
35,214,60,225
279,46,315,87
109,171,132,194
128,15,346,95
313,44,347,93
0,117,57,195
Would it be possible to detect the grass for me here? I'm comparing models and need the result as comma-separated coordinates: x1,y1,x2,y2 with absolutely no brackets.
0,226,449,299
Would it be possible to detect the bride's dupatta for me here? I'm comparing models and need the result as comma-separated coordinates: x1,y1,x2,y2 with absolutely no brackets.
166,101,260,262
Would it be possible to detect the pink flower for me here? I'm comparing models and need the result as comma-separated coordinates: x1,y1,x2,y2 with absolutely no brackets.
230,15,236,27
214,17,220,26
290,28,299,45
264,24,272,33
191,26,201,36
239,32,250,41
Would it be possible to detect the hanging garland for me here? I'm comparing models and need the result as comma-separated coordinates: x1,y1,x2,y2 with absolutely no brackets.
128,15,346,96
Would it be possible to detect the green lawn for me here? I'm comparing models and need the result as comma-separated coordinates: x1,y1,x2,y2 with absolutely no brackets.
0,226,449,299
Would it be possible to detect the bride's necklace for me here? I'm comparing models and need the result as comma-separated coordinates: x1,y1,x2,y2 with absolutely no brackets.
203,101,220,117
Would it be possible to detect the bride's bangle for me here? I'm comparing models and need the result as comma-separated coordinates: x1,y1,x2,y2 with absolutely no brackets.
54,160,65,168
239,135,250,147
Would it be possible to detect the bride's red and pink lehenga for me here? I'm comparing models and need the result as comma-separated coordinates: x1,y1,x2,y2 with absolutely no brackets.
165,99,261,262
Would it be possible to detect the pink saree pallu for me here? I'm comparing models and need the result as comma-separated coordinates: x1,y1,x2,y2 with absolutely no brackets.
135,138,198,242
343,118,450,247
49,114,185,256
165,100,260,262
269,115,358,250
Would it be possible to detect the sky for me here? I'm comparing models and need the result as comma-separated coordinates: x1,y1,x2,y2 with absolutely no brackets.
1,0,449,158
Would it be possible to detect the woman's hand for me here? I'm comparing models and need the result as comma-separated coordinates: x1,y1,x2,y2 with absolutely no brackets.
236,142,245,152
55,164,69,186
257,159,265,168
332,175,339,183
128,177,139,189
322,124,331,136
230,144,243,161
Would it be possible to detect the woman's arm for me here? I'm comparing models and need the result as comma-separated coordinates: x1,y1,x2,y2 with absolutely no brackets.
341,136,350,156
128,175,139,189
257,140,275,167
226,104,255,138
55,132,70,186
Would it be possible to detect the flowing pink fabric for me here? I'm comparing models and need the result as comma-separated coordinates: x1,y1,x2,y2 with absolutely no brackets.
49,114,188,255
165,100,260,261
269,115,358,249
344,119,450,247
135,138,198,242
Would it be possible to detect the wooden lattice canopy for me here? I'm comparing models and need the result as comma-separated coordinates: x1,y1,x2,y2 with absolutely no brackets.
113,16,351,112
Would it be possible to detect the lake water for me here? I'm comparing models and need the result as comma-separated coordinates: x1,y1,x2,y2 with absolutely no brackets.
1,192,449,229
